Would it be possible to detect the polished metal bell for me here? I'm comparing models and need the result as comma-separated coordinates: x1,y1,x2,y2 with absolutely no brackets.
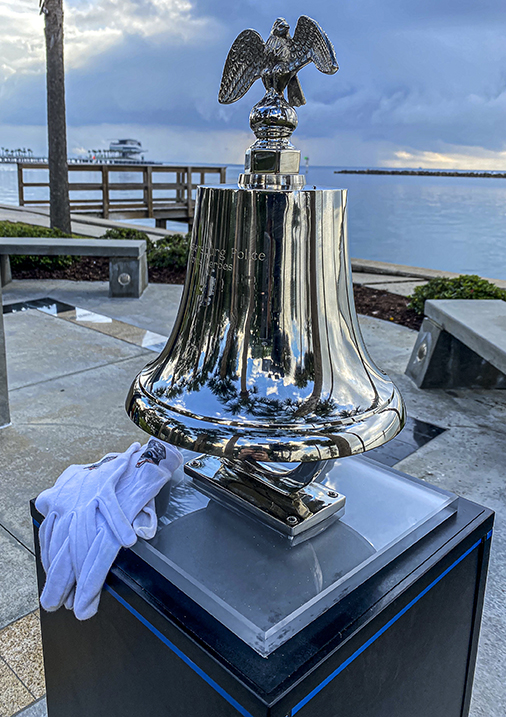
127,15,405,536
126,184,405,465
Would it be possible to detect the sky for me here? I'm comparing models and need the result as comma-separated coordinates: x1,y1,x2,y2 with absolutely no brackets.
0,0,505,168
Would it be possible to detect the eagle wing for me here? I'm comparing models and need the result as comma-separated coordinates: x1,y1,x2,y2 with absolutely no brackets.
218,29,265,104
290,16,339,76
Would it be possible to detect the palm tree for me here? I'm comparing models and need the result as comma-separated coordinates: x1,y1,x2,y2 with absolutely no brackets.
40,0,71,233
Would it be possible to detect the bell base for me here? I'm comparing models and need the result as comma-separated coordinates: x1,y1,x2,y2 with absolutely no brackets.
185,455,346,537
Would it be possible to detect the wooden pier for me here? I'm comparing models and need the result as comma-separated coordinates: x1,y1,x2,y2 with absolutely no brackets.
17,163,227,228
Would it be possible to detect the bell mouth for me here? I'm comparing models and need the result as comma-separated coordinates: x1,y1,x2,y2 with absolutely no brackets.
138,370,400,431
126,374,405,463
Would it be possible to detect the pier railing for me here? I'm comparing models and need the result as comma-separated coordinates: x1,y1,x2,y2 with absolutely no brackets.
17,163,228,227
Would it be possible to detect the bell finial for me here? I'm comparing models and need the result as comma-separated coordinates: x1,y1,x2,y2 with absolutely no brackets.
218,16,338,183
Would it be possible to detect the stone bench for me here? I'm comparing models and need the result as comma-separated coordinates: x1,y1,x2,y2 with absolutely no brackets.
406,299,506,388
0,237,148,298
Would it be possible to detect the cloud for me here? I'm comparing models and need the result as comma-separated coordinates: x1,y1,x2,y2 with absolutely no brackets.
0,2,45,83
0,0,219,81
63,0,220,68
1,0,506,167
388,146,506,170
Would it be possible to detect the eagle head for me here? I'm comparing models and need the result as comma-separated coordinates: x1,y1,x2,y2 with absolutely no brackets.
271,17,290,37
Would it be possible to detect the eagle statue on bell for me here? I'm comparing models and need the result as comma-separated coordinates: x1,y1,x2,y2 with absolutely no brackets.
126,16,406,537
219,16,338,180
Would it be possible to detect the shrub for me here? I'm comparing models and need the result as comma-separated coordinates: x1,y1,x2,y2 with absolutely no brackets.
101,227,155,252
408,274,506,315
11,254,74,270
0,220,74,269
101,228,191,270
147,233,190,270
0,220,72,239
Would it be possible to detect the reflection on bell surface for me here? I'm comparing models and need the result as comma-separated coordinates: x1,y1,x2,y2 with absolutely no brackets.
126,14,406,535
126,185,405,463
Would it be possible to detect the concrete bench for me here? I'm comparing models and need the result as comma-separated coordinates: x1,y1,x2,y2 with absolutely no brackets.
0,237,148,298
406,299,506,388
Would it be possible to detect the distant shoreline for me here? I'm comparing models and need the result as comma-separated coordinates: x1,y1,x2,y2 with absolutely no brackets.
335,168,506,178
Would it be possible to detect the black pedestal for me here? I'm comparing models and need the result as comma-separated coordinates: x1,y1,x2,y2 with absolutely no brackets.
32,495,493,717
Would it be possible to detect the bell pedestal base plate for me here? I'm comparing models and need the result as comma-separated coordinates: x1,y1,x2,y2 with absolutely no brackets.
184,454,346,538
31,460,493,717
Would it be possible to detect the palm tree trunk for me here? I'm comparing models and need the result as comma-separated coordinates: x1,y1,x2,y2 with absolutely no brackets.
42,0,71,234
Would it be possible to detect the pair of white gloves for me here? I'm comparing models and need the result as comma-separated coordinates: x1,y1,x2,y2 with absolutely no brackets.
35,439,183,620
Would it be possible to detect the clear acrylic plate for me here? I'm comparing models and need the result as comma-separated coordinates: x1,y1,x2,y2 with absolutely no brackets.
132,453,457,656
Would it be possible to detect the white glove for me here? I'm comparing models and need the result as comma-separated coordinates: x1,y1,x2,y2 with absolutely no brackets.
36,446,129,613
36,439,183,620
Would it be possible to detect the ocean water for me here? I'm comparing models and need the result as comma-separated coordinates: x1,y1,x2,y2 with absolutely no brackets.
2,163,506,280
307,167,506,281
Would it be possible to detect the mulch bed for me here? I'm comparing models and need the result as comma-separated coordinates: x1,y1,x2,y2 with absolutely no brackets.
11,257,188,286
12,257,111,282
352,284,422,331
147,266,186,285
11,260,422,331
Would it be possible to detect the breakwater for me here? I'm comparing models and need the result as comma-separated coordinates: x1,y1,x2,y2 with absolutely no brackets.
335,168,506,178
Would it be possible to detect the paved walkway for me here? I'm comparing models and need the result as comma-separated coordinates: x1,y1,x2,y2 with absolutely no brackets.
352,271,427,296
0,278,504,716
0,203,176,241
